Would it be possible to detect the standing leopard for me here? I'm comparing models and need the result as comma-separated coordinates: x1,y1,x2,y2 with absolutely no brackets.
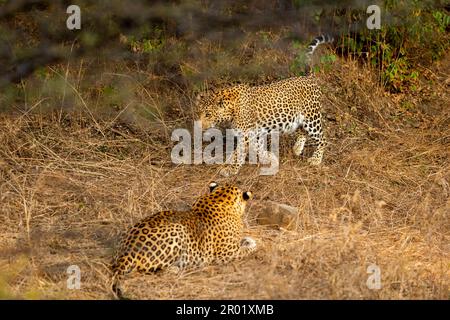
111,182,256,299
196,34,334,176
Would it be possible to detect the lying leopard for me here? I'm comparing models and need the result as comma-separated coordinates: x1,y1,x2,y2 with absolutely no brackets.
111,182,256,299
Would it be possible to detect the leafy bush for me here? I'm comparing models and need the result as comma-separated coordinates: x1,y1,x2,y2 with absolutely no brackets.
335,1,449,92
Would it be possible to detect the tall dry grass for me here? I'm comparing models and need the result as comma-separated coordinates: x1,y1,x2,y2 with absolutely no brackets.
0,45,449,299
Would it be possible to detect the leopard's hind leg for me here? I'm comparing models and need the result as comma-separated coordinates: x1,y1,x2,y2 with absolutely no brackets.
303,112,325,165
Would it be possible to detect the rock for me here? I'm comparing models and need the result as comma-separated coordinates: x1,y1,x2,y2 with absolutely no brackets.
253,201,299,231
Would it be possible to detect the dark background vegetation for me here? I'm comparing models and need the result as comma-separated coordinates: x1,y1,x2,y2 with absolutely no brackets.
1,1,449,111
0,0,448,299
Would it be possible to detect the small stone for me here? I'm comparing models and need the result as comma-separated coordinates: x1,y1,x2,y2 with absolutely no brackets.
253,201,299,231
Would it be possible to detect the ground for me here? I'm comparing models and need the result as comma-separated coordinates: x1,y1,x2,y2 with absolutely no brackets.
0,55,448,300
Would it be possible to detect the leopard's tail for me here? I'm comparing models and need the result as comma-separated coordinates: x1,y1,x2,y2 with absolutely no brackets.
110,258,135,300
111,272,124,300
305,34,334,74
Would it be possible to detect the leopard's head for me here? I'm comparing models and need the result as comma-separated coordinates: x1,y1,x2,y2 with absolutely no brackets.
193,181,252,216
195,85,247,129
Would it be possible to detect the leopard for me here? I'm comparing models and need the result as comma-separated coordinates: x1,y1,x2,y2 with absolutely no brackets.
196,34,334,177
110,182,256,299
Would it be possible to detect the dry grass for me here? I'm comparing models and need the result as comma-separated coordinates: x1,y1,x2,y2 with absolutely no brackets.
0,51,449,300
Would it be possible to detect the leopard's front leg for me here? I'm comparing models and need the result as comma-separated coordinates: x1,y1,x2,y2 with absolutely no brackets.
214,237,257,264
293,131,308,156
219,132,249,177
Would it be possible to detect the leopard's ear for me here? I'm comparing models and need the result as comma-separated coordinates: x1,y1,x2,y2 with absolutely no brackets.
209,182,219,192
195,91,207,103
210,86,218,94
196,85,218,102
243,191,252,201
217,95,224,108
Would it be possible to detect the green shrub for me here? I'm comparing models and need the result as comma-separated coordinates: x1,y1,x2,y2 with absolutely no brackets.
335,1,449,92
